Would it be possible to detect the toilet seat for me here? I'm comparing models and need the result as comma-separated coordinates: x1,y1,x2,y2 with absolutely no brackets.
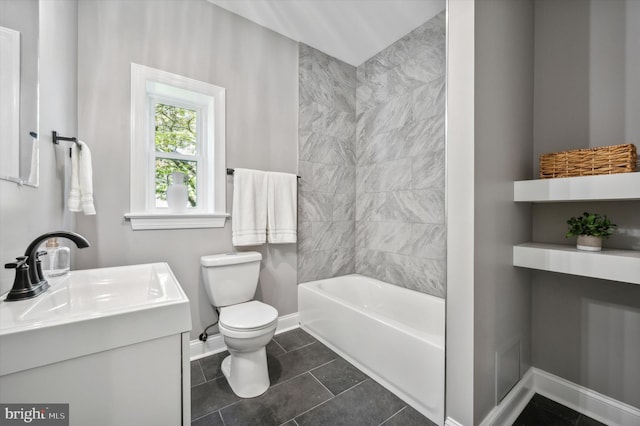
219,301,278,332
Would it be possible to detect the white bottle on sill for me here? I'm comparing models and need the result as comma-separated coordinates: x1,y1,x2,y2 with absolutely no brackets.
167,172,188,212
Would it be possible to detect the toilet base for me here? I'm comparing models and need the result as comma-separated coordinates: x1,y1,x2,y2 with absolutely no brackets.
221,347,270,398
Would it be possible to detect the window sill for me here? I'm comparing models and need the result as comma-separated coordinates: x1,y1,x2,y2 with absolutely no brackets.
124,212,229,230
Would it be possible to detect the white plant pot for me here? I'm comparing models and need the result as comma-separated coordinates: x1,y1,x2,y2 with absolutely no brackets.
576,235,602,252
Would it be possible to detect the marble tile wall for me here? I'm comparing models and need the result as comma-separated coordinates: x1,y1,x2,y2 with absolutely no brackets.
298,44,357,283
297,11,446,298
355,11,447,297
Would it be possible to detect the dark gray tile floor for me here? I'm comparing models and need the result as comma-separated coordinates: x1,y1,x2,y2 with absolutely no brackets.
191,328,437,426
513,394,608,426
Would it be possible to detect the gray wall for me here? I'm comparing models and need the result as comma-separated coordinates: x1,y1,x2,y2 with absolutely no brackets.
0,0,78,293
532,0,589,166
473,0,534,422
297,44,357,283
355,12,447,297
534,0,640,162
76,0,299,340
532,0,640,408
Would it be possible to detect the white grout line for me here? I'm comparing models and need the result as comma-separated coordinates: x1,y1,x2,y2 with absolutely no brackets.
234,354,336,396
308,358,336,373
378,406,408,425
191,409,227,424
334,377,370,397
193,359,206,385
213,399,244,417
281,340,317,353
217,411,226,426
292,379,372,422
271,338,287,353
291,394,335,421
309,367,337,397
282,381,334,424
266,353,339,392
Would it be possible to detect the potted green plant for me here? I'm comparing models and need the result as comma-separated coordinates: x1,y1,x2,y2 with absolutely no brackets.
566,212,616,252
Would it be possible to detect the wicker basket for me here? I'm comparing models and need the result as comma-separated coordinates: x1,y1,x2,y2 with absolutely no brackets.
539,144,637,179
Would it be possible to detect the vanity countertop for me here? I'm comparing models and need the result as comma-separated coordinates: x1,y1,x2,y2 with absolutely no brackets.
0,262,191,376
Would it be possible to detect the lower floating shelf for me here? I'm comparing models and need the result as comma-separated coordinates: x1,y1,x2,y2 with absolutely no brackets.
513,243,640,285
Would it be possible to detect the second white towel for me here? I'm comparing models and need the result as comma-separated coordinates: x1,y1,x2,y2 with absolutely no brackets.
267,172,297,244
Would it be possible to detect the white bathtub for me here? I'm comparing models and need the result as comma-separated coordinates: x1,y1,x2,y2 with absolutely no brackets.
298,274,444,426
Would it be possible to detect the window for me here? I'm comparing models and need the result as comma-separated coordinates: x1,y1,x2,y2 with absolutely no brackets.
152,101,199,208
126,64,227,230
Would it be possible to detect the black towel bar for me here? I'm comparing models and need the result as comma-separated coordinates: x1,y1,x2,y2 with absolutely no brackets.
52,131,81,150
226,168,301,179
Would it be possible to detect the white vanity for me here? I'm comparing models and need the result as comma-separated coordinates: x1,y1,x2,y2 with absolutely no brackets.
0,263,192,425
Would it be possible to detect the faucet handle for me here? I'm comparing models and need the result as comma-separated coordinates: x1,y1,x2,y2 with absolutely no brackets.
4,256,35,302
33,250,48,284
5,256,29,269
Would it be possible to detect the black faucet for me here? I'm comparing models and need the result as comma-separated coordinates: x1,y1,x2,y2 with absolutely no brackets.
3,231,90,302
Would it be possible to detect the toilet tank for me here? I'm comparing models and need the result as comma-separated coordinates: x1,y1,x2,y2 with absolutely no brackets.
200,252,262,307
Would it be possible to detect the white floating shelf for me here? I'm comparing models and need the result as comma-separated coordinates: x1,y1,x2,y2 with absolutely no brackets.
513,243,640,285
514,172,640,202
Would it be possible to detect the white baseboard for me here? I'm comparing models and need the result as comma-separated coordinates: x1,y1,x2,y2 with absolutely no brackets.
480,367,640,426
445,418,465,426
273,312,300,334
479,368,535,426
190,332,225,361
189,312,299,361
531,367,640,426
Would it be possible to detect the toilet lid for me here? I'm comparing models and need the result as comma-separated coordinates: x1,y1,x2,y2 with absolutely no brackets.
219,301,278,331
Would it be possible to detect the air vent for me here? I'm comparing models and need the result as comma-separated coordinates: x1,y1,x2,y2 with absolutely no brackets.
495,338,521,403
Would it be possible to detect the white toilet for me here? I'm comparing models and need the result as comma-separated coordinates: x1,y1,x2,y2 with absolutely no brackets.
200,251,278,398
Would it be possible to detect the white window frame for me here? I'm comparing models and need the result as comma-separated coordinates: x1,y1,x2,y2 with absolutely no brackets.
125,63,228,230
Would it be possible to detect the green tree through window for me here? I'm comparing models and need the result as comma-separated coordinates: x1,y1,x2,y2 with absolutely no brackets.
154,103,198,207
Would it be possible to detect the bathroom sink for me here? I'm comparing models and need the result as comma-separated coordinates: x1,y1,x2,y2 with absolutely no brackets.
14,263,170,323
0,263,191,376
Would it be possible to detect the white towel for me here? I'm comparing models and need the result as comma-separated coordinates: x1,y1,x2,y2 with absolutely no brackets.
266,172,297,244
68,141,96,215
232,168,268,246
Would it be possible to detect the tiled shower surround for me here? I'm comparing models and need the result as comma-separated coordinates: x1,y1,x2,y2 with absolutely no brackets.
298,12,446,297
297,44,357,282
355,12,446,297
